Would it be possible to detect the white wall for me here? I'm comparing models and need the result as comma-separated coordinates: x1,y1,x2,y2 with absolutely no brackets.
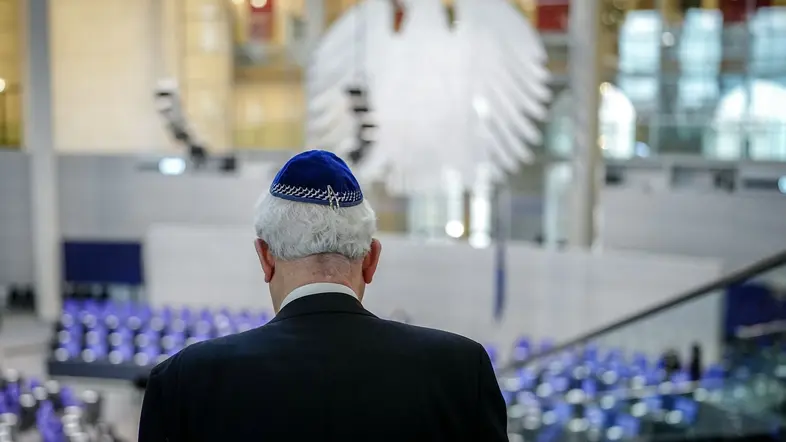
145,227,723,362
602,188,786,272
50,0,170,152
57,155,273,240
0,153,290,285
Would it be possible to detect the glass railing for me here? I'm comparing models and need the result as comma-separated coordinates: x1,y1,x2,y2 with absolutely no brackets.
497,249,786,441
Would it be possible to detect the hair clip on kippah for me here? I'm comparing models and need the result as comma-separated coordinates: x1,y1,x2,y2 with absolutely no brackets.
326,185,340,209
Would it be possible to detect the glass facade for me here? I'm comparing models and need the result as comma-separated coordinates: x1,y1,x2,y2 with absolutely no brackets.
3,0,785,158
544,0,786,161
229,0,786,162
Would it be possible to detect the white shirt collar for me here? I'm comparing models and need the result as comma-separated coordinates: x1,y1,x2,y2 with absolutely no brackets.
279,283,358,310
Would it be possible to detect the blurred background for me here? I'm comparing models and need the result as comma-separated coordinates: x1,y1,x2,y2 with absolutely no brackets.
1,0,786,441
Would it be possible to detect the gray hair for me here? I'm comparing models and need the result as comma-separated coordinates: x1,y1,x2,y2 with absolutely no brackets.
254,193,377,261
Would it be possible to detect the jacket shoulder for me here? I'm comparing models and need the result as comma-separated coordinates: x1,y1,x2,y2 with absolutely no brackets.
150,330,257,379
375,319,485,354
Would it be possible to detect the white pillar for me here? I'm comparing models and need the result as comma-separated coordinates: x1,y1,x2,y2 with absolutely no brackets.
306,0,325,50
468,164,493,248
25,0,61,320
567,0,603,248
443,168,465,238
543,162,572,248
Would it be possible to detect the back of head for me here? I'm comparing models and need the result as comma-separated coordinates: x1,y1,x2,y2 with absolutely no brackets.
254,193,377,263
253,150,381,310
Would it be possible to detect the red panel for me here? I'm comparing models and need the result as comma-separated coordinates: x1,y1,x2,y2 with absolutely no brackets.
720,0,771,23
393,0,405,33
537,1,569,32
249,0,274,41
250,0,274,14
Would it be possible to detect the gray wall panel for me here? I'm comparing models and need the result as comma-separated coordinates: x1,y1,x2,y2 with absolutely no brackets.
0,151,33,284
57,155,274,240
602,189,786,272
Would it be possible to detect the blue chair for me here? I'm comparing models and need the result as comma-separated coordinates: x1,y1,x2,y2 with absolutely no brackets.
673,397,699,425
615,414,641,438
700,364,725,390
517,368,538,391
604,348,624,364
584,344,600,362
512,337,532,362
585,405,606,430
632,352,648,371
643,395,663,416
484,345,498,368
547,375,569,395
553,401,573,424
582,378,599,398
539,339,555,355
108,345,134,364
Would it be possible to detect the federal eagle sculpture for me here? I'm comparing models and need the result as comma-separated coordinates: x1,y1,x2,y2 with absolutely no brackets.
306,0,551,195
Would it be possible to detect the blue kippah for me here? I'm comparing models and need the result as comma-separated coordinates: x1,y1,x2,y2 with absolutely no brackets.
269,150,364,208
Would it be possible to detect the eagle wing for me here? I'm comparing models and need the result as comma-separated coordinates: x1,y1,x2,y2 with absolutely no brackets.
307,0,551,194
306,0,395,157
457,0,551,177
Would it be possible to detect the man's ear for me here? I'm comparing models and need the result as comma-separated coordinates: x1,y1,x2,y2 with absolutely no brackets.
254,239,275,283
362,239,382,284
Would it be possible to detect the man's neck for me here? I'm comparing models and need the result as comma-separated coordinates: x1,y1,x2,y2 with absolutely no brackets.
273,276,359,312
277,282,360,312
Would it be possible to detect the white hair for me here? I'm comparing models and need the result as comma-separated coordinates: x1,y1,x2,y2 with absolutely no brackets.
254,193,377,261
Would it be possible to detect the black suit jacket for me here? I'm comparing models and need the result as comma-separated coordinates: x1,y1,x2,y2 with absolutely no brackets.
138,293,508,441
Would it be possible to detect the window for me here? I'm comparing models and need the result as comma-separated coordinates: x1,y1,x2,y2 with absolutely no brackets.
707,80,786,161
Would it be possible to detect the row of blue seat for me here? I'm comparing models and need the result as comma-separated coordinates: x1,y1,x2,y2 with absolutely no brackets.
53,300,273,367
0,368,120,441
487,339,730,440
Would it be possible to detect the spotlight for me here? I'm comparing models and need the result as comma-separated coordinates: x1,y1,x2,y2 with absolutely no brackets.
345,85,376,164
349,140,372,164
358,122,377,142
189,145,208,168
346,86,365,97
154,79,213,169
445,221,465,238
158,157,186,176
219,155,237,172
352,103,370,114
346,86,370,114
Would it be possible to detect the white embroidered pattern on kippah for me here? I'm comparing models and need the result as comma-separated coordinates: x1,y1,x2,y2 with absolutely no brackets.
270,183,363,204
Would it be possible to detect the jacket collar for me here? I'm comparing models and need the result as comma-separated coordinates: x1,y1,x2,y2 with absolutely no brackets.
268,292,376,324
279,282,358,310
